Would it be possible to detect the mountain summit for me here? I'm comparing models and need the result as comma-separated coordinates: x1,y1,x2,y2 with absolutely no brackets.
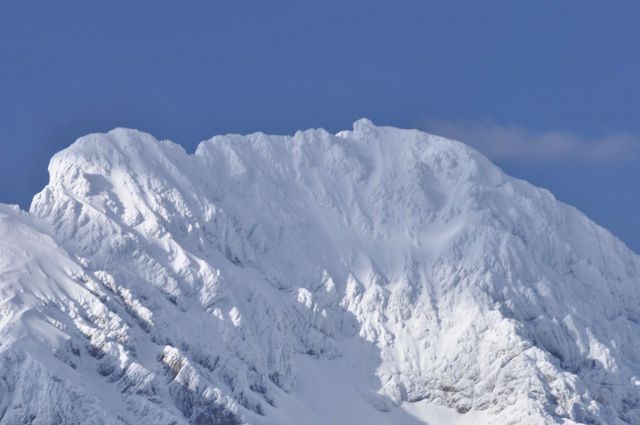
1,120,639,424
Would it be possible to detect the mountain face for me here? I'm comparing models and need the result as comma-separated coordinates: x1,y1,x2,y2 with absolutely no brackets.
0,119,639,425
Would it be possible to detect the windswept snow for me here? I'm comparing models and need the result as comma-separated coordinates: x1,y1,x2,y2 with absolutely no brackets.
0,119,638,424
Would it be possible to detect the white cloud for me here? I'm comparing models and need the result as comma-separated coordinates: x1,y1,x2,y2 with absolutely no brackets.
421,118,640,163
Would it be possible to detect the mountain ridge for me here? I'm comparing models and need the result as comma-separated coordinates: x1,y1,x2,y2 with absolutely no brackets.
1,120,638,424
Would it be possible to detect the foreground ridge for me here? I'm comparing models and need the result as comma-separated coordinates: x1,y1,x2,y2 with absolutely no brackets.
0,120,638,424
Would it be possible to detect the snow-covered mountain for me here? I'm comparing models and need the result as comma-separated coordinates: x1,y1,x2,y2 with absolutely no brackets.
1,119,639,425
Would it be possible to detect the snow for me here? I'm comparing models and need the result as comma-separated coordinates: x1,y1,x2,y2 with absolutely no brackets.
0,119,639,424
271,348,492,425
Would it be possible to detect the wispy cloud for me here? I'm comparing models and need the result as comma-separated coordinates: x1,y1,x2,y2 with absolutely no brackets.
420,118,640,163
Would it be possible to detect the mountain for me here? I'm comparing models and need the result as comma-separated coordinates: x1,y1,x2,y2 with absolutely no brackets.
1,119,639,425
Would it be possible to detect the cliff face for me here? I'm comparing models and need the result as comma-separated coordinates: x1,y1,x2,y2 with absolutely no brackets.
0,120,638,424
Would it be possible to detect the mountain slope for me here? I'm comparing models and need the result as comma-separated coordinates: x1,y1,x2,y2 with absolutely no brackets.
1,119,638,424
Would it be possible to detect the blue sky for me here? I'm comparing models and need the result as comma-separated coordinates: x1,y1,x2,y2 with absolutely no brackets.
1,1,639,252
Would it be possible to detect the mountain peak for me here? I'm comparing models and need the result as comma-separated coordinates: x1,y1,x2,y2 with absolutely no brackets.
3,123,639,424
352,117,377,132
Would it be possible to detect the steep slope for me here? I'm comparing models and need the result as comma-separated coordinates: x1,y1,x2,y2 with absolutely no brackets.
1,119,638,424
0,205,242,424
0,205,179,424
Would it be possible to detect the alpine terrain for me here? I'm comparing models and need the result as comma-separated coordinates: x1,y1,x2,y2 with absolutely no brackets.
0,119,638,425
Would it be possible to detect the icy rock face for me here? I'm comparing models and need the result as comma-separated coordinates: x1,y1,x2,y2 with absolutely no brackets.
0,119,638,424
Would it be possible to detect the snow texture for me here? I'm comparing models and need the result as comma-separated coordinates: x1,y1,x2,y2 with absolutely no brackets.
0,119,638,424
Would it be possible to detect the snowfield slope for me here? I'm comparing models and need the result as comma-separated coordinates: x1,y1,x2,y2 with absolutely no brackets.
0,119,639,424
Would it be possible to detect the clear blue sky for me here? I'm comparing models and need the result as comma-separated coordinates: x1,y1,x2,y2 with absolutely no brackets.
1,1,639,252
